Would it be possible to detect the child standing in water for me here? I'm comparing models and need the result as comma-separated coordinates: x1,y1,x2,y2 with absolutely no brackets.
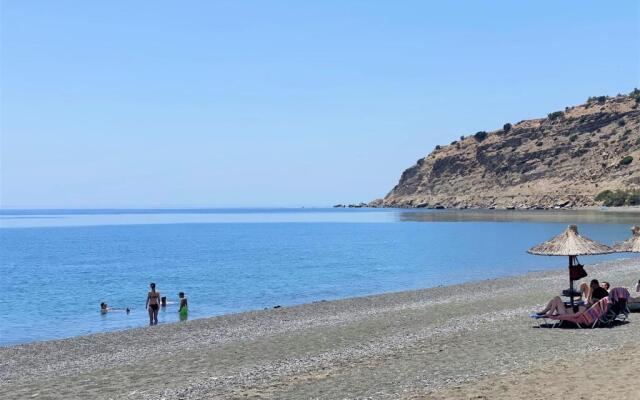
178,292,188,320
145,283,161,325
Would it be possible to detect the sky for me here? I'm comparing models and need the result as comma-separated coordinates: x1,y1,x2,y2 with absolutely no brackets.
1,1,639,208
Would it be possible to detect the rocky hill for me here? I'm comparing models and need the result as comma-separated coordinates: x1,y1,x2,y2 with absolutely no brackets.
371,90,640,209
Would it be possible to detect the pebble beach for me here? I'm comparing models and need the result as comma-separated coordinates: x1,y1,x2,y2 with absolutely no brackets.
1,259,638,400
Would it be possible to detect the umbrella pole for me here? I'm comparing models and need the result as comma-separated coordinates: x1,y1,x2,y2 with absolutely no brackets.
568,255,575,310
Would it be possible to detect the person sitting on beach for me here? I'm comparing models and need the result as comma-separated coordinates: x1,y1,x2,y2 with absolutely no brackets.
146,282,161,326
601,281,610,291
578,282,590,303
590,279,608,302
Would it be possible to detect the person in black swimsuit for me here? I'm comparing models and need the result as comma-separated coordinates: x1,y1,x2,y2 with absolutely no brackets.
589,279,608,302
145,282,161,325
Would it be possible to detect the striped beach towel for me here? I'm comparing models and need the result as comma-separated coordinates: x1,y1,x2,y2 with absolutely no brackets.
550,297,610,327
609,287,630,303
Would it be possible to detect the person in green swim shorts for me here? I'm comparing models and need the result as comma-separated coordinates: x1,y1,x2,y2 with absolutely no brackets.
178,291,188,320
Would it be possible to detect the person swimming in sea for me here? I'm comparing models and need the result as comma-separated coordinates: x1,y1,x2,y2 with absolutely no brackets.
145,282,161,325
100,302,130,314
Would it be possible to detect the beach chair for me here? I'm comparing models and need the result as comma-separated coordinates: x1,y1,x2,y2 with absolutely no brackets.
547,297,611,328
599,287,631,325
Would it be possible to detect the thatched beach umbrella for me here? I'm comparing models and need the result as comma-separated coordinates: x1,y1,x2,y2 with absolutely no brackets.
527,224,614,308
613,226,640,253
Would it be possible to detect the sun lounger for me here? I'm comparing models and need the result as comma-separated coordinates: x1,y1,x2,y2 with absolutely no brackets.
546,297,610,328
550,297,609,328
600,287,631,324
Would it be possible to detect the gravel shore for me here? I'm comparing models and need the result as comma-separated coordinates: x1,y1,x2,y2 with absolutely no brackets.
1,259,638,399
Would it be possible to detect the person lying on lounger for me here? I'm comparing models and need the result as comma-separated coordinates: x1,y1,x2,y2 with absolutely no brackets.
535,280,606,317
534,296,587,317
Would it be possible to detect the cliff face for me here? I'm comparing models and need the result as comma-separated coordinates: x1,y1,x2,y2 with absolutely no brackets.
373,92,640,209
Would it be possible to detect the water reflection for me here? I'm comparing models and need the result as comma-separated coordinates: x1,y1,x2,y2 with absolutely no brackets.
398,209,640,224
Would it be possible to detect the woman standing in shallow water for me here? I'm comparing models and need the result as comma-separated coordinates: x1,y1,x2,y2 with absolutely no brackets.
145,282,161,325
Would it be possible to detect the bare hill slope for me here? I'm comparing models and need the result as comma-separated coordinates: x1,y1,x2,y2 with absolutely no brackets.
372,91,640,209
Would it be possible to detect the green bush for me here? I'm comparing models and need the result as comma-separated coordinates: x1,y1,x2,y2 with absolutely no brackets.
587,95,608,104
595,189,640,207
595,190,613,202
569,134,578,142
503,123,512,133
628,191,640,205
604,191,626,206
450,140,458,145
620,156,633,166
548,111,564,120
474,131,488,142
618,119,626,127
630,88,640,105
435,145,441,150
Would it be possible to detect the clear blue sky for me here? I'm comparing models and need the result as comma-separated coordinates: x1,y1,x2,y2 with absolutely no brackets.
1,1,638,208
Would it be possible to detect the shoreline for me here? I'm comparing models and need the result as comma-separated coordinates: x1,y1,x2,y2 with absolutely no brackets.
2,258,639,399
1,254,632,349
361,204,640,212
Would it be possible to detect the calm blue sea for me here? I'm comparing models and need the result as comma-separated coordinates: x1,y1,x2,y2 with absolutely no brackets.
0,208,637,346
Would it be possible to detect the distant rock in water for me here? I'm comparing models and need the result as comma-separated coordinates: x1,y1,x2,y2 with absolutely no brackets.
372,90,640,209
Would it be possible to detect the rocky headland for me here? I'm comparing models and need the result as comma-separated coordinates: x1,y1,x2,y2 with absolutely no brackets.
371,90,640,209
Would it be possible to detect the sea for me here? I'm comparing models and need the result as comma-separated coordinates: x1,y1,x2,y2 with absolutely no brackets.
1,208,637,346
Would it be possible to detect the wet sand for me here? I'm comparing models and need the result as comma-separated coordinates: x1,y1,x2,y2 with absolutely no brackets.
1,259,638,399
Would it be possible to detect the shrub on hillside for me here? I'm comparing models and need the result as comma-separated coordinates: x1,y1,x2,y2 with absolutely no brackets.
569,134,578,142
587,95,608,104
619,156,633,166
474,131,488,142
548,111,564,120
630,88,640,105
595,190,613,201
628,191,640,206
503,123,512,133
595,189,640,207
